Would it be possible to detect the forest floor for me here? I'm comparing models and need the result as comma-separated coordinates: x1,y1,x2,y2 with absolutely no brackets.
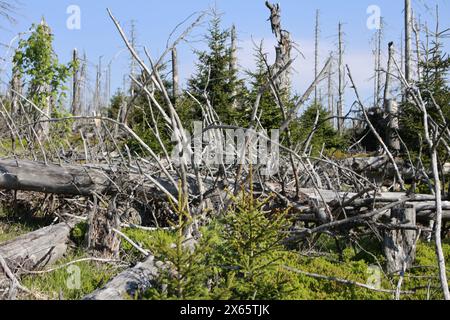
1,198,449,300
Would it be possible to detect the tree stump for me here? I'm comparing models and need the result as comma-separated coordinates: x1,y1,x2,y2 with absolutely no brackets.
87,195,121,259
383,204,417,274
385,99,400,153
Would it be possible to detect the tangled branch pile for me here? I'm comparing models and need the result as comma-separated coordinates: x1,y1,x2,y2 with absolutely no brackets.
0,1,449,300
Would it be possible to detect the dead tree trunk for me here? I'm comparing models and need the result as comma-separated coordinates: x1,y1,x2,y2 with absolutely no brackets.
404,0,412,83
337,22,345,134
0,221,75,273
94,58,102,115
314,10,320,105
412,12,421,81
71,49,81,116
9,65,22,118
84,255,160,300
87,195,121,259
384,42,394,104
129,20,138,97
80,52,88,116
383,204,417,274
0,159,111,196
172,47,180,105
386,100,400,153
375,18,383,108
327,58,335,129
384,42,400,153
266,1,292,95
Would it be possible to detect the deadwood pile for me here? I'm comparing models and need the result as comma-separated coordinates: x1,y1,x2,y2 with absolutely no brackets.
0,2,449,300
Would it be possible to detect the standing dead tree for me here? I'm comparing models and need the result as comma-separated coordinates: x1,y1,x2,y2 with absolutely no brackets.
172,47,180,104
383,42,394,105
337,22,345,134
374,18,383,108
314,9,320,105
265,1,292,94
396,65,450,299
383,42,401,154
71,49,81,116
383,204,417,274
404,0,412,84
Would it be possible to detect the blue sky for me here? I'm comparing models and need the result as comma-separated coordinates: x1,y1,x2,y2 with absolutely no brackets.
0,0,449,110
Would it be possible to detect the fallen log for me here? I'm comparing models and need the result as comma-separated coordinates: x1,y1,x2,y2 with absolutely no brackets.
0,221,76,272
83,255,160,300
0,159,198,200
0,159,110,196
0,220,76,297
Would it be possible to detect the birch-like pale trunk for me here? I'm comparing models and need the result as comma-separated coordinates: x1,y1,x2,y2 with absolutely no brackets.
71,48,81,116
337,22,344,134
314,9,320,105
172,46,180,104
404,0,412,83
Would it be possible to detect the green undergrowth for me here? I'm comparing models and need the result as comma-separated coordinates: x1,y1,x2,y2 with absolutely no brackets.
129,228,450,300
3,207,450,300
0,206,49,243
105,191,450,300
20,250,121,300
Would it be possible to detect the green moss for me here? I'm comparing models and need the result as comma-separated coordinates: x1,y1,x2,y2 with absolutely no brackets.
284,255,390,300
70,222,88,246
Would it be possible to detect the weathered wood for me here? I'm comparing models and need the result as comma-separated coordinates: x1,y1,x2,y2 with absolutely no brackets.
0,159,111,196
314,9,320,105
383,42,394,104
71,48,81,116
386,100,401,152
0,221,75,273
87,195,121,259
337,22,344,134
266,1,291,93
404,0,412,83
383,205,417,274
10,65,22,117
84,255,160,300
172,47,180,104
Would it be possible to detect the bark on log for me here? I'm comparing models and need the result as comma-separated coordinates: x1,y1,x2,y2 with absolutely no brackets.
0,159,111,196
386,100,401,152
83,255,160,300
0,221,75,275
383,205,417,274
87,195,121,259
